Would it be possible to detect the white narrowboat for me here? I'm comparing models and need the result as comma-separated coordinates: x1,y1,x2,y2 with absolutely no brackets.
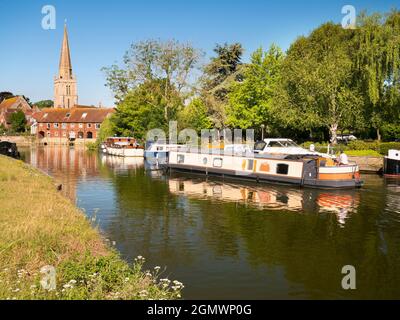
167,150,362,189
384,149,400,177
103,137,144,157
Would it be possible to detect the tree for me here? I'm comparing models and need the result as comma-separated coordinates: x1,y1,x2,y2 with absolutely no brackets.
103,39,203,121
272,23,363,144
95,116,116,146
9,110,26,133
201,43,244,128
34,100,54,109
353,10,400,140
227,45,284,133
111,79,182,140
178,98,213,133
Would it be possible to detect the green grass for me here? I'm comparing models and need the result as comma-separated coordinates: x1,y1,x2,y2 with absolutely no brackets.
0,155,183,300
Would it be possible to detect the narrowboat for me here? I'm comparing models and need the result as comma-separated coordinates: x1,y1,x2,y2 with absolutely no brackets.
167,149,362,189
384,149,400,177
0,141,20,159
103,137,144,157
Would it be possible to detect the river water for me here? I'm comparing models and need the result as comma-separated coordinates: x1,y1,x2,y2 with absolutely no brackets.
19,146,400,299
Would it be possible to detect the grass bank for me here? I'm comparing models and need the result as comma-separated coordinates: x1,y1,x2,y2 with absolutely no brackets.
0,155,183,300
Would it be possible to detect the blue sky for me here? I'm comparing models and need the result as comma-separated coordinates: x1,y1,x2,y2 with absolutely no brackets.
0,0,398,107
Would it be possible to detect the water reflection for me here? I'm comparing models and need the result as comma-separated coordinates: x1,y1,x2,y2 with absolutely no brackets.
168,176,360,226
19,146,400,299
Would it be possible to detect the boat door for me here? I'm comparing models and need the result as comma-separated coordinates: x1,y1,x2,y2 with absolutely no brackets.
302,159,318,183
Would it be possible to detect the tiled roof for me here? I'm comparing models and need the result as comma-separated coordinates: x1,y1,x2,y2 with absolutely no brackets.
34,106,115,123
0,97,19,111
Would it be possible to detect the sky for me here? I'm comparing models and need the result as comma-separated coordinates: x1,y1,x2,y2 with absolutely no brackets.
0,0,398,107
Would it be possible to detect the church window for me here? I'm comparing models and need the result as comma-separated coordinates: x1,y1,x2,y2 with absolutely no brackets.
54,123,59,129
79,123,83,128
87,123,92,128
95,124,101,129
62,123,67,129
81,113,88,119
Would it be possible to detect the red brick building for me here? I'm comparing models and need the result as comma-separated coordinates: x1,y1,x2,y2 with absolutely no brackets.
0,96,38,129
33,105,114,140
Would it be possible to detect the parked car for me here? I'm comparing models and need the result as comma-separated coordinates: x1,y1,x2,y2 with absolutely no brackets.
337,134,357,143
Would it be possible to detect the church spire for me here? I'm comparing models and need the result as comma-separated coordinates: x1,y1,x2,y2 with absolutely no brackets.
58,23,73,79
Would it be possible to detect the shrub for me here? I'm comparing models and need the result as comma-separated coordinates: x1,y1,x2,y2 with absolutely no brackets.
378,142,400,156
381,123,400,141
345,150,382,157
346,140,379,151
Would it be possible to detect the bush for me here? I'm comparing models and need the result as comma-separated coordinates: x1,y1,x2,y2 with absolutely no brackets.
378,142,400,156
346,140,379,151
381,123,400,141
345,150,382,157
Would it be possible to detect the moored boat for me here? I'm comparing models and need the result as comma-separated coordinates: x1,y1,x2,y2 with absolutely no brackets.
103,137,144,157
167,149,362,189
384,149,400,177
0,141,20,159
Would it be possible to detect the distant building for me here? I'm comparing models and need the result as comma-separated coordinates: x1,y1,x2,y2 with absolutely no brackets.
32,23,114,142
33,105,113,140
54,24,78,109
0,96,38,129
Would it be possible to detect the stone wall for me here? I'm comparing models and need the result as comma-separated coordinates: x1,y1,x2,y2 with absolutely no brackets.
349,156,383,173
0,135,35,146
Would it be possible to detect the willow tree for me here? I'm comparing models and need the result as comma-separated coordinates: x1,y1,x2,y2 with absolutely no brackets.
353,10,400,140
272,23,363,144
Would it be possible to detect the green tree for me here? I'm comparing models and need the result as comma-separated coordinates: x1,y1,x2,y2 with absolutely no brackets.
178,98,213,133
353,10,400,140
9,110,26,133
95,116,116,146
227,45,284,132
201,43,244,128
103,39,202,121
34,100,54,109
272,23,363,144
111,79,182,140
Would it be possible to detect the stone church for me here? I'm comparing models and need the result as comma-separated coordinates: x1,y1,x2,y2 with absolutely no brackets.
33,24,114,142
54,24,78,109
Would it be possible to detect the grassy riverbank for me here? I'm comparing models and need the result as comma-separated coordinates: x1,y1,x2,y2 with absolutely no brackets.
0,155,183,300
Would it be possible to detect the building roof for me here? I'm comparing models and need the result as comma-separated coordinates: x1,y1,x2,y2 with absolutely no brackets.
33,106,114,123
0,97,20,111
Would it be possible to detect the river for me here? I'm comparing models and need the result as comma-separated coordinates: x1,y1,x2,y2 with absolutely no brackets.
19,146,400,299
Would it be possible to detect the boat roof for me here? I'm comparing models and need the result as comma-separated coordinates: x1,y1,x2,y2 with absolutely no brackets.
263,138,295,142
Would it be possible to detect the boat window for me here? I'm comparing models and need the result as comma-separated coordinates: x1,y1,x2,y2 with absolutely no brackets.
247,159,254,170
213,158,223,167
276,163,289,175
254,141,266,151
157,147,164,151
177,154,185,164
203,157,208,165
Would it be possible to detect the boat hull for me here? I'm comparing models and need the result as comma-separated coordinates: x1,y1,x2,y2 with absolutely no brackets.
105,147,144,157
384,157,400,177
167,151,362,189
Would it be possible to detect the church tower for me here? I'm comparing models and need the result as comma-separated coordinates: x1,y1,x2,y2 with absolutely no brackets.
54,23,78,109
